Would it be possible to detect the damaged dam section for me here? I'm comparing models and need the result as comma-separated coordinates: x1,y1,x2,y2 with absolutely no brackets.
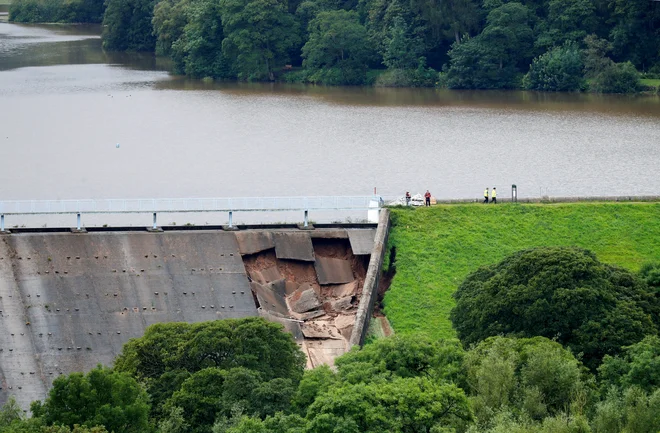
0,215,390,408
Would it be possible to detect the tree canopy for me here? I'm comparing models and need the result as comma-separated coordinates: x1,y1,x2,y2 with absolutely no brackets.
450,246,660,369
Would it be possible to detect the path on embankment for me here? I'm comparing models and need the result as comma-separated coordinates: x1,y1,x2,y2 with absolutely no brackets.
384,201,660,340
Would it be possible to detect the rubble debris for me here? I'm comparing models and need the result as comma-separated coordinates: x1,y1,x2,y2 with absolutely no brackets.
331,281,358,298
289,285,322,313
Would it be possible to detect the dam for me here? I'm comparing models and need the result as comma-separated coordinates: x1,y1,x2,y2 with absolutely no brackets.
0,210,388,409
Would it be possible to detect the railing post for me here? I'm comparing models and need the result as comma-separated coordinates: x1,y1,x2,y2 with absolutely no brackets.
76,213,81,230
1,215,4,232
153,212,157,229
304,210,309,227
229,211,233,228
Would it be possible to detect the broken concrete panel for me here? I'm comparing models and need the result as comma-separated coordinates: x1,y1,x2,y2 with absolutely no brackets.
330,296,354,312
285,281,299,296
314,256,354,285
266,279,287,298
235,231,274,255
261,266,282,283
296,310,326,321
273,232,315,261
347,229,376,255
331,281,358,298
249,269,265,284
289,285,322,313
310,229,349,239
259,310,303,341
301,321,343,339
251,282,289,317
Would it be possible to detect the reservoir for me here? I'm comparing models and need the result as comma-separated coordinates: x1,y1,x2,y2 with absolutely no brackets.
1,22,659,211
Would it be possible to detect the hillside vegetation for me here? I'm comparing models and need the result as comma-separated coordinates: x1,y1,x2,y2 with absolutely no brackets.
9,0,660,91
385,202,660,339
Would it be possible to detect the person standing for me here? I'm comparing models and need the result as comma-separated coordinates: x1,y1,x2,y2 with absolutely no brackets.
405,191,411,206
491,187,497,204
483,188,489,204
424,190,431,207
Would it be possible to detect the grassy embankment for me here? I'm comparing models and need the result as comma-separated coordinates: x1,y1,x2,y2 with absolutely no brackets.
641,78,660,92
384,202,660,340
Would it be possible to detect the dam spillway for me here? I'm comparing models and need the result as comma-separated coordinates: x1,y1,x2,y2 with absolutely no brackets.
0,225,379,409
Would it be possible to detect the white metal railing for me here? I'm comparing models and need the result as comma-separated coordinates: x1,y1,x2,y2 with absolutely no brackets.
0,196,384,230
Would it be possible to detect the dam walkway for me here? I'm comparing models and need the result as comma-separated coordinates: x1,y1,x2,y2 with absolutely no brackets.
0,196,384,230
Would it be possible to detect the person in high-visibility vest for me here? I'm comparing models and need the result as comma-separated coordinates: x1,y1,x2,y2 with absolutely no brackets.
491,187,497,204
483,188,489,204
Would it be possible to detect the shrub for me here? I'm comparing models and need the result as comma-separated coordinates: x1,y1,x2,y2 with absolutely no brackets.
590,61,641,93
523,44,585,91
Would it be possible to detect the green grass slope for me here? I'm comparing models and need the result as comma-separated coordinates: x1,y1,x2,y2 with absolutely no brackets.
385,202,660,340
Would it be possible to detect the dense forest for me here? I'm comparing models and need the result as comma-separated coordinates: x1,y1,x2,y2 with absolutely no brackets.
1,247,659,432
8,0,660,91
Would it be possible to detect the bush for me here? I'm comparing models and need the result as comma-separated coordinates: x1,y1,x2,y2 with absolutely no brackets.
451,247,659,370
590,61,641,93
523,44,585,91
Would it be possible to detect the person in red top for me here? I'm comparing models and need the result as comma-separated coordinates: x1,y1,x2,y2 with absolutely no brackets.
405,191,411,206
424,190,431,206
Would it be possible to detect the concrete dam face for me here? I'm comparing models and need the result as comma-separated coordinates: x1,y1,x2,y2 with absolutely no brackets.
0,227,377,409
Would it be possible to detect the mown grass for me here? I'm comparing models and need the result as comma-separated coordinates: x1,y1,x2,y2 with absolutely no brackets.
384,202,660,340
641,78,660,89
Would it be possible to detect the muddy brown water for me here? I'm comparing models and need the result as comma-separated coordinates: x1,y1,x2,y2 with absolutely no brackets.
1,22,659,214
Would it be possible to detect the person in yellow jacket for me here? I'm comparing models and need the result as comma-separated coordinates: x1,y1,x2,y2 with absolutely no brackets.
491,187,497,204
483,188,489,204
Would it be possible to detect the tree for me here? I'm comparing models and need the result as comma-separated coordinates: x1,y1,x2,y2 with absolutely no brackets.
31,366,150,433
523,43,585,91
450,247,659,369
335,335,466,385
639,263,660,289
534,0,597,51
382,17,423,70
219,0,300,80
598,335,660,394
444,2,534,89
102,0,157,50
608,0,660,70
306,377,472,432
152,0,190,56
464,336,590,424
114,318,305,421
170,0,233,78
302,10,375,84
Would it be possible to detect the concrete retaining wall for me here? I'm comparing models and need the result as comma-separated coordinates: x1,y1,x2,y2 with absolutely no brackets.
0,231,257,409
349,209,390,347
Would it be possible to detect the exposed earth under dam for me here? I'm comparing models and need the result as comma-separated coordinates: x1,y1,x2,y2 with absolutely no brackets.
0,224,383,409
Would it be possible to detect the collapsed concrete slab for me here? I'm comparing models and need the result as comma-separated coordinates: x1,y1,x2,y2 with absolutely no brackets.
331,281,358,298
347,229,376,255
235,231,275,255
314,256,354,284
251,281,289,317
289,284,322,313
273,232,315,261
